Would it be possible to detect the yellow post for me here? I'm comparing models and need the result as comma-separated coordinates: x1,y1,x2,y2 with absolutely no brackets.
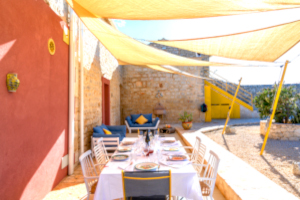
260,61,289,155
222,78,242,134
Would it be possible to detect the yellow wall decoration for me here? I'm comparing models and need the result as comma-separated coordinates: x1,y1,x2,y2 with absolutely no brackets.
6,73,20,92
48,38,55,55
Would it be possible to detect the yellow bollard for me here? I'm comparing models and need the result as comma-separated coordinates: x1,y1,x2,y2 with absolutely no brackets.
260,61,289,155
222,78,242,134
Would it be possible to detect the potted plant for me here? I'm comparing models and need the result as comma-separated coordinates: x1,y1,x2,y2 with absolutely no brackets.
179,111,193,130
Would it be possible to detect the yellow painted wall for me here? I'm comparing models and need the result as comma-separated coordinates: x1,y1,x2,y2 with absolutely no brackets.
210,86,240,119
204,85,211,122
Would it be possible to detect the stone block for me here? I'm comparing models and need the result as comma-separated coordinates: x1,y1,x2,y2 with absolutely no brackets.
136,81,142,87
225,126,236,134
294,129,300,137
293,162,300,175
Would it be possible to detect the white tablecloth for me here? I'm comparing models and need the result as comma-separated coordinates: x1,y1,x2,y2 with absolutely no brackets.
94,137,203,200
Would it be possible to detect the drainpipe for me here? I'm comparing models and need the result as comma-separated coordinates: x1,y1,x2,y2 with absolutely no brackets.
68,8,75,175
80,21,84,156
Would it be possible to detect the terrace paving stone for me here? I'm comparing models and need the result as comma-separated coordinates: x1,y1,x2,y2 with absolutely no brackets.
174,119,299,200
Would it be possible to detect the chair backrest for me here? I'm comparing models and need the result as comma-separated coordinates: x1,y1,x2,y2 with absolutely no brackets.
79,150,98,192
92,137,109,166
191,136,206,164
92,136,119,156
122,170,171,198
203,150,220,191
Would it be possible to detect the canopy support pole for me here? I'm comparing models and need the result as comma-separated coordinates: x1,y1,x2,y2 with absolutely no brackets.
222,78,242,134
260,60,288,155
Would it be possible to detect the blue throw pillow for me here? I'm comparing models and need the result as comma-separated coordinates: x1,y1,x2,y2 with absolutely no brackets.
143,113,152,123
131,114,141,123
101,124,108,130
93,126,105,134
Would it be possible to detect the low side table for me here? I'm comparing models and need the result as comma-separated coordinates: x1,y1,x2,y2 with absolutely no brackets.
160,127,176,134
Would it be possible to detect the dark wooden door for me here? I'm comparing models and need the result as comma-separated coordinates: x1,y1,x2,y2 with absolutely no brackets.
102,77,110,125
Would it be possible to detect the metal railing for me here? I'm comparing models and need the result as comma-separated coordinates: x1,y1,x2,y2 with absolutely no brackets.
204,69,253,107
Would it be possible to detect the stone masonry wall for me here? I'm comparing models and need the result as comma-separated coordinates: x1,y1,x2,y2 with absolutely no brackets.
43,0,68,23
99,43,122,126
121,43,209,124
67,19,121,163
260,120,300,141
45,0,122,164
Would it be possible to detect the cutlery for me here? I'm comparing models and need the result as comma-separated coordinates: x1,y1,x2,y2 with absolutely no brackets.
125,161,133,170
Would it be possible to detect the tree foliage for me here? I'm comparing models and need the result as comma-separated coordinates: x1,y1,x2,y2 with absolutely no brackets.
253,85,300,123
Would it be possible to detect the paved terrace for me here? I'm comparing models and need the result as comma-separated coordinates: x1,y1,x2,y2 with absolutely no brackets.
44,131,226,200
173,118,299,200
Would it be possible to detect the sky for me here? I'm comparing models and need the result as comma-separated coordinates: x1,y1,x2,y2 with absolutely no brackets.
114,8,300,85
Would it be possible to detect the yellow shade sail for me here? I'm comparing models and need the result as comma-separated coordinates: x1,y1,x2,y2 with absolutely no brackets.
73,0,300,20
154,20,300,62
66,0,228,66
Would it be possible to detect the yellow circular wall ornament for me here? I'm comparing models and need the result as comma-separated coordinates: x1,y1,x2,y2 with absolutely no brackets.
48,38,55,55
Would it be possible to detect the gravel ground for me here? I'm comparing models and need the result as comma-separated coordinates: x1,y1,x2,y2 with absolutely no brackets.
204,125,300,198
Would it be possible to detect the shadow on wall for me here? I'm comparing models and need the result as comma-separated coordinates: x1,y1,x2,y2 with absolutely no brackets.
0,0,69,199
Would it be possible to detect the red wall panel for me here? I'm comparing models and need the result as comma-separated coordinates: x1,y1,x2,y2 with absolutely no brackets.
0,0,69,199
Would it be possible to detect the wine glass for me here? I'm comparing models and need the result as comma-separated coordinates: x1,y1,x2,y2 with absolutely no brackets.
143,143,150,157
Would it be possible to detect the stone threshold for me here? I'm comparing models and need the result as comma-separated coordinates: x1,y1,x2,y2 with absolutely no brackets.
175,126,299,200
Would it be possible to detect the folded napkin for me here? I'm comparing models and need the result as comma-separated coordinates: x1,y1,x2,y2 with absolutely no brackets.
162,141,179,147
166,160,190,166
162,151,185,156
118,161,134,170
159,160,190,169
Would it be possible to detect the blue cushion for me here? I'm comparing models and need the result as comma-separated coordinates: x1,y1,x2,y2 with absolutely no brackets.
128,122,155,127
107,125,126,137
143,113,152,123
131,114,141,123
93,126,105,134
126,116,133,126
93,132,106,137
101,124,108,130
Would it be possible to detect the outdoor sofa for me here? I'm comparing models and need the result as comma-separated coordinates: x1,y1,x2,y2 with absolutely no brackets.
125,113,160,134
92,124,126,155
93,124,126,141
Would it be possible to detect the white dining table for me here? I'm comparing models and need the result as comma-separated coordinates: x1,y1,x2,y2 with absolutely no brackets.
93,137,203,200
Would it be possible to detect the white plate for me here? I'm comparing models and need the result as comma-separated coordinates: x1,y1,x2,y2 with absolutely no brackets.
135,162,158,171
163,147,180,151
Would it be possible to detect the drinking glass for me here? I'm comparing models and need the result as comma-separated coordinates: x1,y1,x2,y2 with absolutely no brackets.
143,143,149,157
156,148,161,162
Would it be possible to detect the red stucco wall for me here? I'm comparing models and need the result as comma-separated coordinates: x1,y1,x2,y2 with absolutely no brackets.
0,0,69,199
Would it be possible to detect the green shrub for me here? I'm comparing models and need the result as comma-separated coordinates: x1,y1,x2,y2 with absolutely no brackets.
253,85,300,123
179,111,193,122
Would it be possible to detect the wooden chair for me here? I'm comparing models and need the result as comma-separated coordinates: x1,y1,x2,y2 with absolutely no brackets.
91,136,119,157
92,137,109,171
79,150,99,200
192,150,220,199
